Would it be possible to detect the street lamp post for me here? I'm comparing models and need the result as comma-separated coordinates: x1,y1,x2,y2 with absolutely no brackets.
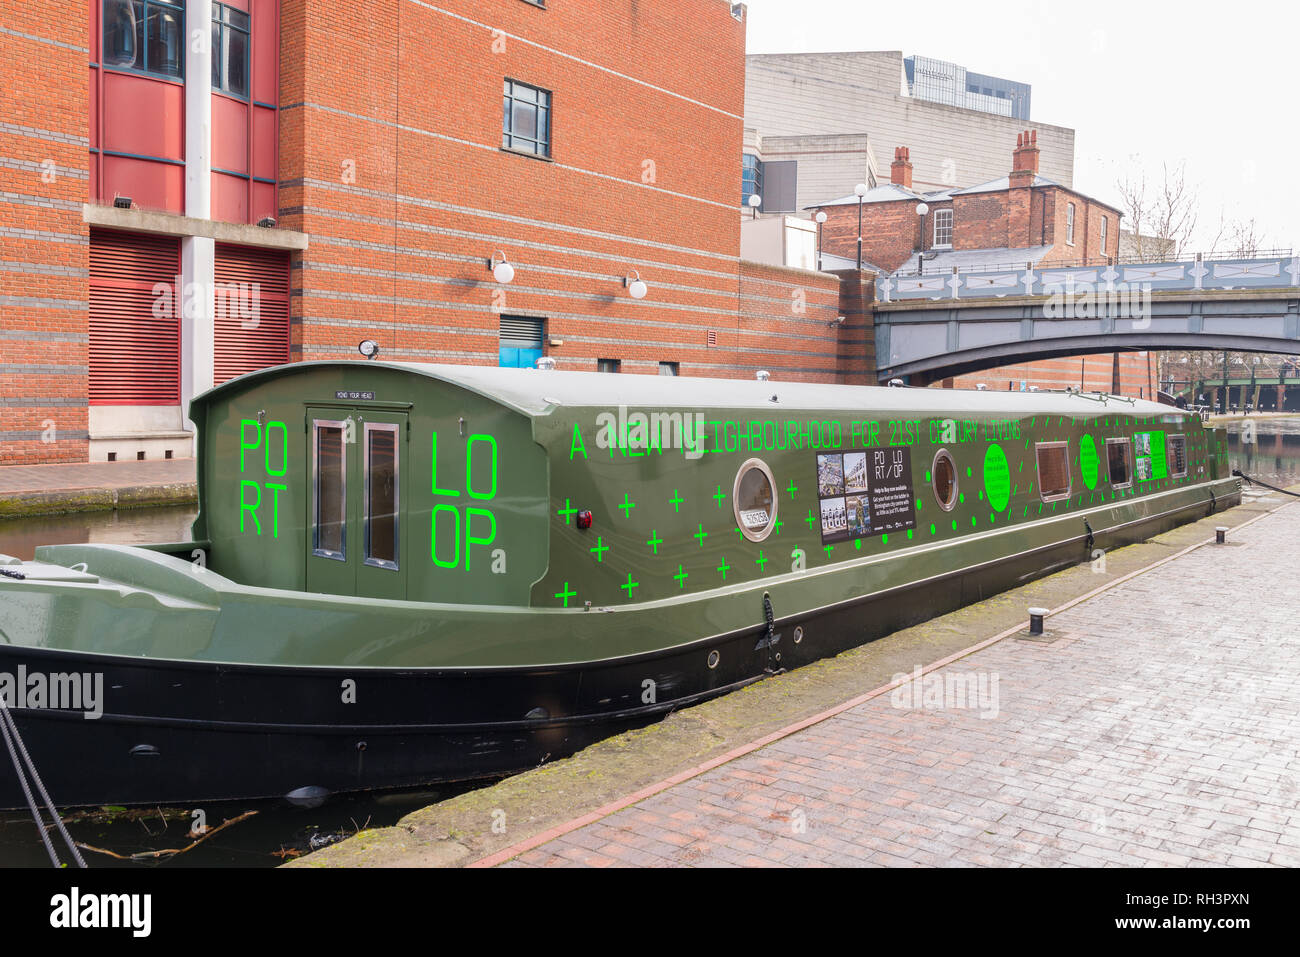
814,210,827,270
854,183,867,270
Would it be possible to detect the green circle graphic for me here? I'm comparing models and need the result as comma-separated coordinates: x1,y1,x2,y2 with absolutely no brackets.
1079,434,1099,490
983,444,1011,512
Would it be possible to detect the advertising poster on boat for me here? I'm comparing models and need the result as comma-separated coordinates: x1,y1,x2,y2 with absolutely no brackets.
815,447,917,545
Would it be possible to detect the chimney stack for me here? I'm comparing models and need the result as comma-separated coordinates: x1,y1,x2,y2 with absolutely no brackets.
890,146,913,189
1010,130,1039,188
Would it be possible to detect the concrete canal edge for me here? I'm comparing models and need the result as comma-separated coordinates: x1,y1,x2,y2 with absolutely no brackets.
288,490,1296,869
0,483,197,519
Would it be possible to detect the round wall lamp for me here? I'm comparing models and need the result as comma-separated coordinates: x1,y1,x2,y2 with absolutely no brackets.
624,270,649,300
358,339,380,360
488,251,515,284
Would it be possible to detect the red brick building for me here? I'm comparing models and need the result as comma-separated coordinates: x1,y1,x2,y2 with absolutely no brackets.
2,0,851,467
812,131,1153,396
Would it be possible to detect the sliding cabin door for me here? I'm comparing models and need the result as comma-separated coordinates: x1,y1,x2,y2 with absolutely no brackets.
306,409,409,600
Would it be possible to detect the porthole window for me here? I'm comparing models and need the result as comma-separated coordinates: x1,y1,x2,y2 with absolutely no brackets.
932,449,959,511
733,458,778,542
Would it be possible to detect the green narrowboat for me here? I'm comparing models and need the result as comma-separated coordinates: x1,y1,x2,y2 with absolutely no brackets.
0,361,1239,807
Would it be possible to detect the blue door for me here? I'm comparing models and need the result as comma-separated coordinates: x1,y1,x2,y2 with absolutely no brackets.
499,316,544,369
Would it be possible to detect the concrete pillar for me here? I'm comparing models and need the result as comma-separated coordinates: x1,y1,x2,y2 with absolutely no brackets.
182,0,214,433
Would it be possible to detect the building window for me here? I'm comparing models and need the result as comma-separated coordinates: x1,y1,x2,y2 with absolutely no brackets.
742,154,763,208
1066,203,1076,245
597,358,621,374
503,80,552,157
211,3,250,99
1106,438,1133,489
499,315,545,368
103,0,185,80
1035,441,1072,502
933,208,953,248
1099,216,1108,255
658,362,679,376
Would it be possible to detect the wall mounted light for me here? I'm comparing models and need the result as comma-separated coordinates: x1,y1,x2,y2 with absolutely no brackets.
747,193,762,218
257,216,276,228
358,339,380,360
113,195,133,209
487,251,515,284
624,270,648,300
535,357,557,370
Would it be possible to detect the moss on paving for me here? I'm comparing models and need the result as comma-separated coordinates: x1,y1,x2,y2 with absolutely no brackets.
289,493,1290,869
0,483,197,518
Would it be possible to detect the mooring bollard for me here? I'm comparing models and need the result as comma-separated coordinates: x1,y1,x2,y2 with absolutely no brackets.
1028,607,1049,636
1216,526,1228,545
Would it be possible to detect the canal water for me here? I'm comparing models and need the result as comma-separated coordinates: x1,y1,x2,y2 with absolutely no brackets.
2,416,1297,867
1223,416,1300,490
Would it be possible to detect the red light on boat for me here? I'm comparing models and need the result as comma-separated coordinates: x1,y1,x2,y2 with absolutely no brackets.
576,510,593,530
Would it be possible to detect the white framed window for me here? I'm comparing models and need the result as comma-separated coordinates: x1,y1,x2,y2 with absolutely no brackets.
1066,203,1076,245
933,208,953,248
1106,437,1133,489
1036,441,1072,502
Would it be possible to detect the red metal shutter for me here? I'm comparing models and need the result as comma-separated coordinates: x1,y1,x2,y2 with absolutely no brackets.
213,244,290,384
89,229,182,405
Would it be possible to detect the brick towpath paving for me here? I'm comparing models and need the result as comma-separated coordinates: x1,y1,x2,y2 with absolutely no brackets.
502,501,1300,867
0,459,196,517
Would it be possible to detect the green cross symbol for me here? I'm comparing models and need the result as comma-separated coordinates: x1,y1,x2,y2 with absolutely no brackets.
669,490,684,512
621,574,639,597
558,499,578,524
618,493,637,517
590,536,609,562
772,517,783,535
823,545,834,555
734,526,743,538
674,564,688,588
805,508,816,529
694,523,708,546
713,485,726,506
646,530,663,554
786,480,798,498
755,550,768,571
554,582,576,607
717,557,731,580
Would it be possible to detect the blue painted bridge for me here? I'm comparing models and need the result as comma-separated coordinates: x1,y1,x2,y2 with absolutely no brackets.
873,255,1300,385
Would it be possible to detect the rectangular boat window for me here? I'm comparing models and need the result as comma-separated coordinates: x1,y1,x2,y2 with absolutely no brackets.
1035,442,1071,502
1168,434,1188,478
313,420,347,561
1106,438,1133,489
364,423,399,570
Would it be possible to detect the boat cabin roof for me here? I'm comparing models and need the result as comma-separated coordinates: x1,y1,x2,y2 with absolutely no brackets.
194,361,1174,419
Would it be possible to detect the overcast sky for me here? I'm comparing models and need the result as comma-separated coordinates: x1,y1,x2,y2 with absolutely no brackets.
742,0,1296,254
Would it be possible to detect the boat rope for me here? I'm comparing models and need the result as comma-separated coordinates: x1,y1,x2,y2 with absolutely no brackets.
0,567,27,580
1233,469,1300,498
761,593,780,674
0,698,86,868
1083,519,1095,552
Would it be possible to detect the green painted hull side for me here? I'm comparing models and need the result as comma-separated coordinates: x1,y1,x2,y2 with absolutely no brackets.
5,476,1237,668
